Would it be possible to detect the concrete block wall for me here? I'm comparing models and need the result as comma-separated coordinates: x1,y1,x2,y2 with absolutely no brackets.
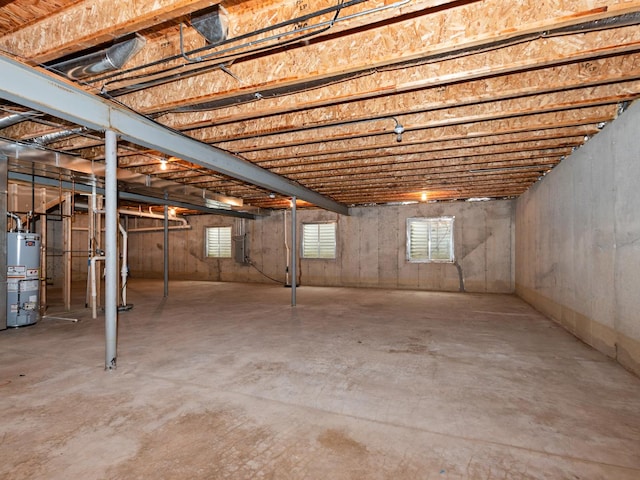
125,200,514,293
515,100,640,375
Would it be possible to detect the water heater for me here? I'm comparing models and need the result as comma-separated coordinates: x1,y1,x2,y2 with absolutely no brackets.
6,232,41,327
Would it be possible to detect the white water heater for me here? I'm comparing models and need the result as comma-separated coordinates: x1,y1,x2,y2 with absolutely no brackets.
6,232,41,327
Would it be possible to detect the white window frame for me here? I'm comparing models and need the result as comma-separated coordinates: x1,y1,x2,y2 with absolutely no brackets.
302,222,337,259
205,226,232,258
406,216,455,263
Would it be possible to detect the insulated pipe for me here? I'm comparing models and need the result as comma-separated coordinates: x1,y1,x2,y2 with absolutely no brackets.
90,255,105,320
104,130,118,370
291,197,297,307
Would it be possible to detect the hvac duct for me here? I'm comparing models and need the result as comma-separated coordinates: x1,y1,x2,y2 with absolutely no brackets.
51,36,146,80
30,126,87,146
0,111,41,129
191,6,228,44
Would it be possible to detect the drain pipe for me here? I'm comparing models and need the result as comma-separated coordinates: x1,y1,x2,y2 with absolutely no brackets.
284,210,290,286
291,197,297,307
118,221,128,307
90,255,105,319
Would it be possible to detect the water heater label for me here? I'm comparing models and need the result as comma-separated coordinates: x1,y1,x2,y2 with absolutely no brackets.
19,280,39,291
7,265,26,278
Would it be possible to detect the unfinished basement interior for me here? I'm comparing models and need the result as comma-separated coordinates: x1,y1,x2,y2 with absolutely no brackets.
1,0,640,478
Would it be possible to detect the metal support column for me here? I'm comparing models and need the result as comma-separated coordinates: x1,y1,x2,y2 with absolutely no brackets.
163,200,169,298
104,130,118,370
291,196,297,307
0,154,7,330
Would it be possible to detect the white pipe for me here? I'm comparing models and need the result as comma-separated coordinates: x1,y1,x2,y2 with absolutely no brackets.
284,210,290,285
90,255,105,320
118,221,128,306
291,197,297,307
118,208,187,225
126,225,192,233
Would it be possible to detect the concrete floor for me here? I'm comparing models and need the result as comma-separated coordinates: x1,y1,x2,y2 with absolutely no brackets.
1,280,639,479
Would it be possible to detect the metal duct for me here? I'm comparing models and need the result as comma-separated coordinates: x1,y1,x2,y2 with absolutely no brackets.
30,126,86,145
191,6,228,44
0,111,41,129
51,36,146,80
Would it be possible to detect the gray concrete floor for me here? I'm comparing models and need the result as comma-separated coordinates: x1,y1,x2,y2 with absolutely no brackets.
1,280,639,479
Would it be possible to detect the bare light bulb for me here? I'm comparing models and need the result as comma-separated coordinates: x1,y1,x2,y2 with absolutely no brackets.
393,120,405,143
160,159,168,171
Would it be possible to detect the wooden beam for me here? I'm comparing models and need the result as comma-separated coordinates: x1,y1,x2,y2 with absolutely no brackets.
268,144,576,176
194,81,640,145
227,105,618,157
116,1,640,113
0,0,216,64
90,0,458,92
288,154,563,183
256,130,593,167
230,105,618,161
165,48,640,131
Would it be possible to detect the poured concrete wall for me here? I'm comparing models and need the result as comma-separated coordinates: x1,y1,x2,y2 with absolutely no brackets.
126,200,514,293
515,101,640,375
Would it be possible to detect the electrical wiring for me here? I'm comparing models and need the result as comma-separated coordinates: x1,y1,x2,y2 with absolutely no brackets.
246,257,285,284
90,0,361,87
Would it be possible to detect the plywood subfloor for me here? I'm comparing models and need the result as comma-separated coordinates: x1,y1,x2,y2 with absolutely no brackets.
1,280,639,479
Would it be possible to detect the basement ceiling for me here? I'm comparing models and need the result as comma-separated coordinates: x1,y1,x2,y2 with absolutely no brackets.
1,0,640,210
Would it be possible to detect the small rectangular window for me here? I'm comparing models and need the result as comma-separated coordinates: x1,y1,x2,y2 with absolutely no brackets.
205,226,232,258
407,217,454,263
302,222,336,259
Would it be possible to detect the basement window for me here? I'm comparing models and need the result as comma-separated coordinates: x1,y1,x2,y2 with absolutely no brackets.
205,226,232,258
302,222,336,259
406,217,454,263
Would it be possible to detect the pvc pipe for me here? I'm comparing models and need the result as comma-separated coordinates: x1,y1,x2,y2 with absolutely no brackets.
126,225,191,233
163,202,169,298
90,255,105,319
118,208,188,225
104,130,118,370
284,210,290,286
291,196,297,307
118,221,128,306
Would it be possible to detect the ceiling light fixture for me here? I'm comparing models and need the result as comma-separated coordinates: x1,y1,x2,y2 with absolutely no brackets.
421,192,428,202
392,118,405,142
160,158,168,171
